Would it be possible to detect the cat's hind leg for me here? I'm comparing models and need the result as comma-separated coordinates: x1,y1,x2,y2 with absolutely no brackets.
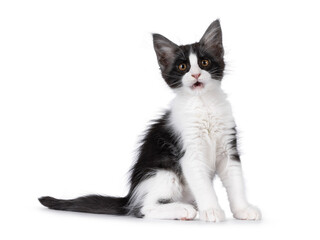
129,170,197,220
143,202,197,220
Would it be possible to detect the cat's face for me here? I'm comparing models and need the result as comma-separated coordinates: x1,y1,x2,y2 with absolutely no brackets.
153,20,225,94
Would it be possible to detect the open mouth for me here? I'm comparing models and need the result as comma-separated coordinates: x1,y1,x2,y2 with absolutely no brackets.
191,81,204,90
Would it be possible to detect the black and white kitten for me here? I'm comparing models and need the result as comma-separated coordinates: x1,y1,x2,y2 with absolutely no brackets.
39,20,261,222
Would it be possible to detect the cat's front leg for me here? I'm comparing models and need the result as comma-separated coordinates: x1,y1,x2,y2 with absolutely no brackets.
218,160,261,220
181,150,225,222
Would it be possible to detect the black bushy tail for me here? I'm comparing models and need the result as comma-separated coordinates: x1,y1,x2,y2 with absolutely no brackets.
39,195,129,215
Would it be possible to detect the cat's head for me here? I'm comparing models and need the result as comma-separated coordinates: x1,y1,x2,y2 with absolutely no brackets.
153,19,225,94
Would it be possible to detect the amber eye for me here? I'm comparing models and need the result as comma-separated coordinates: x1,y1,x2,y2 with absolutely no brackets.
201,59,210,67
178,63,187,71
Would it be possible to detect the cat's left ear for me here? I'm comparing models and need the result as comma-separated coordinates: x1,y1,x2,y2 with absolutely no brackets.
199,19,224,59
153,33,179,71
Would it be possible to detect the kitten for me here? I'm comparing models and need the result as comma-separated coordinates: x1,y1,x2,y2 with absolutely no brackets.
39,19,261,222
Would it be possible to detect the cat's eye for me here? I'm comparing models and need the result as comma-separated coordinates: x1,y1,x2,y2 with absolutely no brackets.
178,63,187,71
201,59,210,67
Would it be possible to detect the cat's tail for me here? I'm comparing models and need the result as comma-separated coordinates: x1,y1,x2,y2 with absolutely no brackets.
38,195,129,215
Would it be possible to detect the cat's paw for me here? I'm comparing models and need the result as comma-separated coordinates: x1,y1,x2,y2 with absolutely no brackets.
179,204,197,220
199,208,226,222
233,205,261,220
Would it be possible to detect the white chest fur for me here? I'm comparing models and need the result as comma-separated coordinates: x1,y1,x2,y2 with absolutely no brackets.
170,88,236,171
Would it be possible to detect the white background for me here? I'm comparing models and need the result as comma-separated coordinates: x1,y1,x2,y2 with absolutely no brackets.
1,0,320,239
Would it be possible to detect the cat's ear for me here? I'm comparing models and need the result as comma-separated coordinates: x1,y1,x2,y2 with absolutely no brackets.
153,34,179,71
199,19,224,59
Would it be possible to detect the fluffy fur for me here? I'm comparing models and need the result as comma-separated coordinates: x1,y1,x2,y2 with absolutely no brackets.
39,19,261,222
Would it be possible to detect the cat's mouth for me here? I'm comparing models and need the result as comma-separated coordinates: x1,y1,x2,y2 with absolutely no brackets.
191,81,204,90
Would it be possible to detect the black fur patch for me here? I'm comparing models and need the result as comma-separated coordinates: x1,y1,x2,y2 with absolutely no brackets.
229,127,241,162
158,199,173,204
128,111,184,193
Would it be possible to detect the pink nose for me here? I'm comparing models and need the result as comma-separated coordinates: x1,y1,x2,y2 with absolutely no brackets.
191,73,201,80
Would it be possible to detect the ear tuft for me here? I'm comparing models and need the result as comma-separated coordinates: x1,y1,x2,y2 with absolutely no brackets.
152,33,178,70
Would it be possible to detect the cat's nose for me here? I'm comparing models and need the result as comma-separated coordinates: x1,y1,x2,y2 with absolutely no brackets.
191,73,201,80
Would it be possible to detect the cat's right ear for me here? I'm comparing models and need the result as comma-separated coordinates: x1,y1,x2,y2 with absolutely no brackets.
152,34,179,71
